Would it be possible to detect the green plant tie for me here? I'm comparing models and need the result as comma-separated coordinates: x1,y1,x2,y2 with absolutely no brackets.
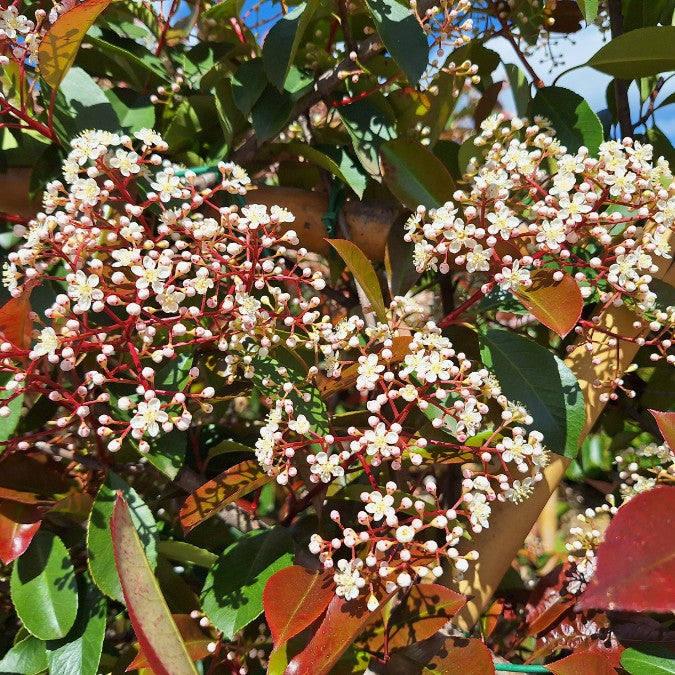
495,664,550,672
321,180,345,238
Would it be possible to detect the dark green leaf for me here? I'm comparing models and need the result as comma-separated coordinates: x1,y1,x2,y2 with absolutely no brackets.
504,63,531,116
251,85,293,143
621,644,675,674
586,26,675,79
10,530,78,640
201,527,294,639
380,138,455,209
530,86,603,153
46,574,106,675
623,0,673,31
0,372,23,447
263,1,319,89
105,88,155,131
231,58,268,115
365,0,428,84
480,329,585,457
87,473,157,602
338,95,397,176
576,0,599,24
449,43,500,93
155,352,193,391
0,636,48,675
145,428,186,479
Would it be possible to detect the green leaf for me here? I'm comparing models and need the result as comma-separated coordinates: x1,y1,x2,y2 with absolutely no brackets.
155,351,193,391
365,0,429,84
145,428,186,479
623,0,672,32
202,527,294,639
46,574,106,675
0,636,48,675
530,86,603,153
200,0,244,21
10,530,78,640
576,0,599,24
0,372,23,447
317,145,368,198
111,495,198,675
586,26,675,79
251,85,293,143
338,95,397,176
504,63,531,116
263,1,319,89
231,58,268,115
380,137,456,209
214,79,246,152
157,540,218,569
480,330,585,457
449,43,500,93
327,239,388,322
87,473,157,602
105,88,155,131
621,645,675,674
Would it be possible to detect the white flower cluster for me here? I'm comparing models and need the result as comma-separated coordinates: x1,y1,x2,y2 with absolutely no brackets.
0,5,40,61
405,115,674,330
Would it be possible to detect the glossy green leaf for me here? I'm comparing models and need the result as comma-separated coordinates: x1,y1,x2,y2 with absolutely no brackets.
0,373,23,447
157,540,218,568
144,428,186,480
155,351,193,391
504,63,530,116
365,0,429,84
380,138,455,209
231,58,268,115
10,530,78,640
111,495,198,675
621,645,675,674
46,574,106,675
586,26,675,79
327,239,388,322
0,636,48,675
480,329,585,457
251,85,293,143
87,473,157,602
263,1,319,89
530,86,603,153
576,0,599,24
338,96,397,176
201,527,294,639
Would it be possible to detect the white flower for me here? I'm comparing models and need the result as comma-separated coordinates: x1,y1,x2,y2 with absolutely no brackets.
111,248,141,268
134,128,164,146
498,260,531,292
457,398,482,437
109,149,141,177
363,423,399,458
32,327,59,358
310,452,343,483
288,414,311,435
365,492,395,521
131,256,172,293
0,7,33,39
151,171,182,202
504,478,534,503
395,525,416,543
241,204,270,229
356,354,384,391
187,267,214,295
156,286,185,313
130,397,169,437
71,178,101,207
467,493,491,531
334,559,365,600
67,270,103,311
465,245,492,273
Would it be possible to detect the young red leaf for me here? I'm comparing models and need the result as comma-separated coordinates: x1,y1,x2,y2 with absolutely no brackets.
514,268,583,337
426,637,495,675
547,651,617,674
649,409,675,451
0,500,41,564
128,614,215,670
0,293,32,350
180,459,271,533
576,486,675,613
110,494,198,675
326,239,387,322
285,591,394,675
263,566,334,649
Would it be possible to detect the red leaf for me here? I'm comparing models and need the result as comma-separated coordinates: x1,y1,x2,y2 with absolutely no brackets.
577,486,675,613
547,651,617,674
263,566,335,649
0,293,32,350
650,409,675,451
514,269,583,337
285,591,394,675
128,614,214,670
180,459,271,533
111,494,198,675
426,637,495,675
0,500,41,564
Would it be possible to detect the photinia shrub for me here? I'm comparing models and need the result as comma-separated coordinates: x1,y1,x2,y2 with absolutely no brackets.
0,0,673,673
